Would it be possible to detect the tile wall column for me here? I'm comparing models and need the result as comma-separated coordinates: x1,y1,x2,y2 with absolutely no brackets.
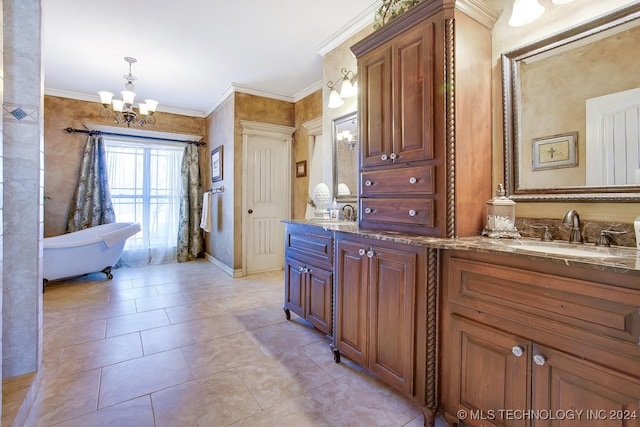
2,0,43,377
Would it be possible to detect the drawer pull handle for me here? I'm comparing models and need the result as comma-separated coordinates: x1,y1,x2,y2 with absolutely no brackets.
408,209,417,217
365,207,373,214
365,180,373,186
511,345,525,357
389,152,398,160
366,250,374,258
381,154,388,161
358,248,366,256
533,354,547,366
409,177,417,184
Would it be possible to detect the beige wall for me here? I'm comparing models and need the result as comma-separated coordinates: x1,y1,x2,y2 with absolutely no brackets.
293,91,323,219
203,95,235,269
43,96,206,238
491,0,640,222
322,27,374,200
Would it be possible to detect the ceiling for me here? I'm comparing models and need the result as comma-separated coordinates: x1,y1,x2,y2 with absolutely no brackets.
42,0,379,117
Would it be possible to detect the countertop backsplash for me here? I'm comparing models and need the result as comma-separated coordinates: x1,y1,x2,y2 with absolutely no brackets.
515,217,637,248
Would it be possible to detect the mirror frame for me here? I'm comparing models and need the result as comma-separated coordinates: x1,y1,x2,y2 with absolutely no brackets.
332,111,358,203
502,2,640,202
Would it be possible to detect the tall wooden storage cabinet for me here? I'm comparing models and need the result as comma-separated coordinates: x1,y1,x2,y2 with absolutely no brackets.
352,0,496,237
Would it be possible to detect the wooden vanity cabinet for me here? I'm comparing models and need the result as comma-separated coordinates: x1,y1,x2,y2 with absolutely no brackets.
333,233,427,400
352,0,495,237
440,250,640,426
283,223,333,336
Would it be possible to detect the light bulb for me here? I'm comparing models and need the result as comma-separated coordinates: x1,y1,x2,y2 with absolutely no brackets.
509,0,545,27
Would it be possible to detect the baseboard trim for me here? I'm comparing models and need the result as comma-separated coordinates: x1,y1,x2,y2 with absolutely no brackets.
204,253,244,277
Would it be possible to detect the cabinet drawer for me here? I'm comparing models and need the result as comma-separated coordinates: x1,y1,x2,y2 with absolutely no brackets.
361,166,435,196
360,198,435,227
285,228,333,267
446,256,640,345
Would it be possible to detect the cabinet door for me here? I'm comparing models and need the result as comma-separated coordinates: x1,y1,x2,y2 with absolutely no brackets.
532,344,640,427
360,44,393,168
284,257,305,318
368,244,417,395
306,266,333,336
392,21,436,163
335,239,369,365
448,315,529,427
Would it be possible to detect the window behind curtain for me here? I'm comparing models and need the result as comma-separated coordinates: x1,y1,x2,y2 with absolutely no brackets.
104,139,184,267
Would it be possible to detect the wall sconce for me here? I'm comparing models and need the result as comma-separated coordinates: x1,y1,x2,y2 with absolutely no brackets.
509,0,545,27
327,68,357,108
509,0,577,27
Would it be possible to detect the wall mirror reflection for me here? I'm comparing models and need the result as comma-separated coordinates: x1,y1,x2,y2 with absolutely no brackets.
502,3,640,201
333,112,358,203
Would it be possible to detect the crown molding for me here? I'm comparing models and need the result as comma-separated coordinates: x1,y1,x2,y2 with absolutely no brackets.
318,1,379,56
44,88,207,118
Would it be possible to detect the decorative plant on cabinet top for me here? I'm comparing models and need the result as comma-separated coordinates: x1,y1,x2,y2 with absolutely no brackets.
374,0,422,29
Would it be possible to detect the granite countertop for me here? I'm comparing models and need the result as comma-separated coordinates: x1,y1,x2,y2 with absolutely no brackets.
285,220,640,276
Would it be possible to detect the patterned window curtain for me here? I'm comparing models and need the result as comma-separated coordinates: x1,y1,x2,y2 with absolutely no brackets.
66,134,116,232
177,143,204,262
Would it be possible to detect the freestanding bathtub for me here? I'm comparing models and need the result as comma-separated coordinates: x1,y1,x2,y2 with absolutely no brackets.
43,222,141,282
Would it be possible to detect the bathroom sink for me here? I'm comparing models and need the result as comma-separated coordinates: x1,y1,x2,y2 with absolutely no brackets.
505,242,618,259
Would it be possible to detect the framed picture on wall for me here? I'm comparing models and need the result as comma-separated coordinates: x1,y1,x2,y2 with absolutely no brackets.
531,132,578,171
296,160,307,178
211,146,223,182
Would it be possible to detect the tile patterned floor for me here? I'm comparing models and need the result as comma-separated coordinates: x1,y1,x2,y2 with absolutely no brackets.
3,260,429,426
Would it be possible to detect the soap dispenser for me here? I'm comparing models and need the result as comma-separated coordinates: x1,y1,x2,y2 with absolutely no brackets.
482,184,521,238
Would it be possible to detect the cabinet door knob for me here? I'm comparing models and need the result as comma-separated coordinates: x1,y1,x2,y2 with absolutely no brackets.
298,266,305,272
511,345,525,357
365,180,373,186
358,248,366,256
409,177,417,184
364,207,373,214
381,154,388,161
389,152,398,160
533,354,547,366
366,250,374,258
408,209,417,217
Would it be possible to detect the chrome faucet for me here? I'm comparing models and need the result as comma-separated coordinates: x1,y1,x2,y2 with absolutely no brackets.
562,209,583,244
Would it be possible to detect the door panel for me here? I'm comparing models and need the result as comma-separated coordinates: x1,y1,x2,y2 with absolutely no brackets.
449,315,529,427
246,136,288,273
369,246,416,394
306,266,332,335
532,344,640,427
284,257,305,318
335,239,369,365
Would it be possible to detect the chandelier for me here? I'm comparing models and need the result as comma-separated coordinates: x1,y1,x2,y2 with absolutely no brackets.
98,57,158,127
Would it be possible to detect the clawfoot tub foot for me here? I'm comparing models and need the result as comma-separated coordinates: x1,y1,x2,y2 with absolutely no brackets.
101,266,113,280
42,278,48,293
283,307,291,320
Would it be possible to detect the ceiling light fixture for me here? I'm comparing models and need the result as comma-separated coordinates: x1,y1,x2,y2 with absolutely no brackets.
327,68,357,109
98,57,159,127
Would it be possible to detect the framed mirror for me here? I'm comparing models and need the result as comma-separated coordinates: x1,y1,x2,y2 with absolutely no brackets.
333,112,358,203
502,3,640,202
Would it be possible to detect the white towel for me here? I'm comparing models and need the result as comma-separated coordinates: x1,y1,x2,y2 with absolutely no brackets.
200,192,212,232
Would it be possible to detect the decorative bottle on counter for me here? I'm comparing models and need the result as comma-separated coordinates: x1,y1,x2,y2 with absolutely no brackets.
482,184,521,239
